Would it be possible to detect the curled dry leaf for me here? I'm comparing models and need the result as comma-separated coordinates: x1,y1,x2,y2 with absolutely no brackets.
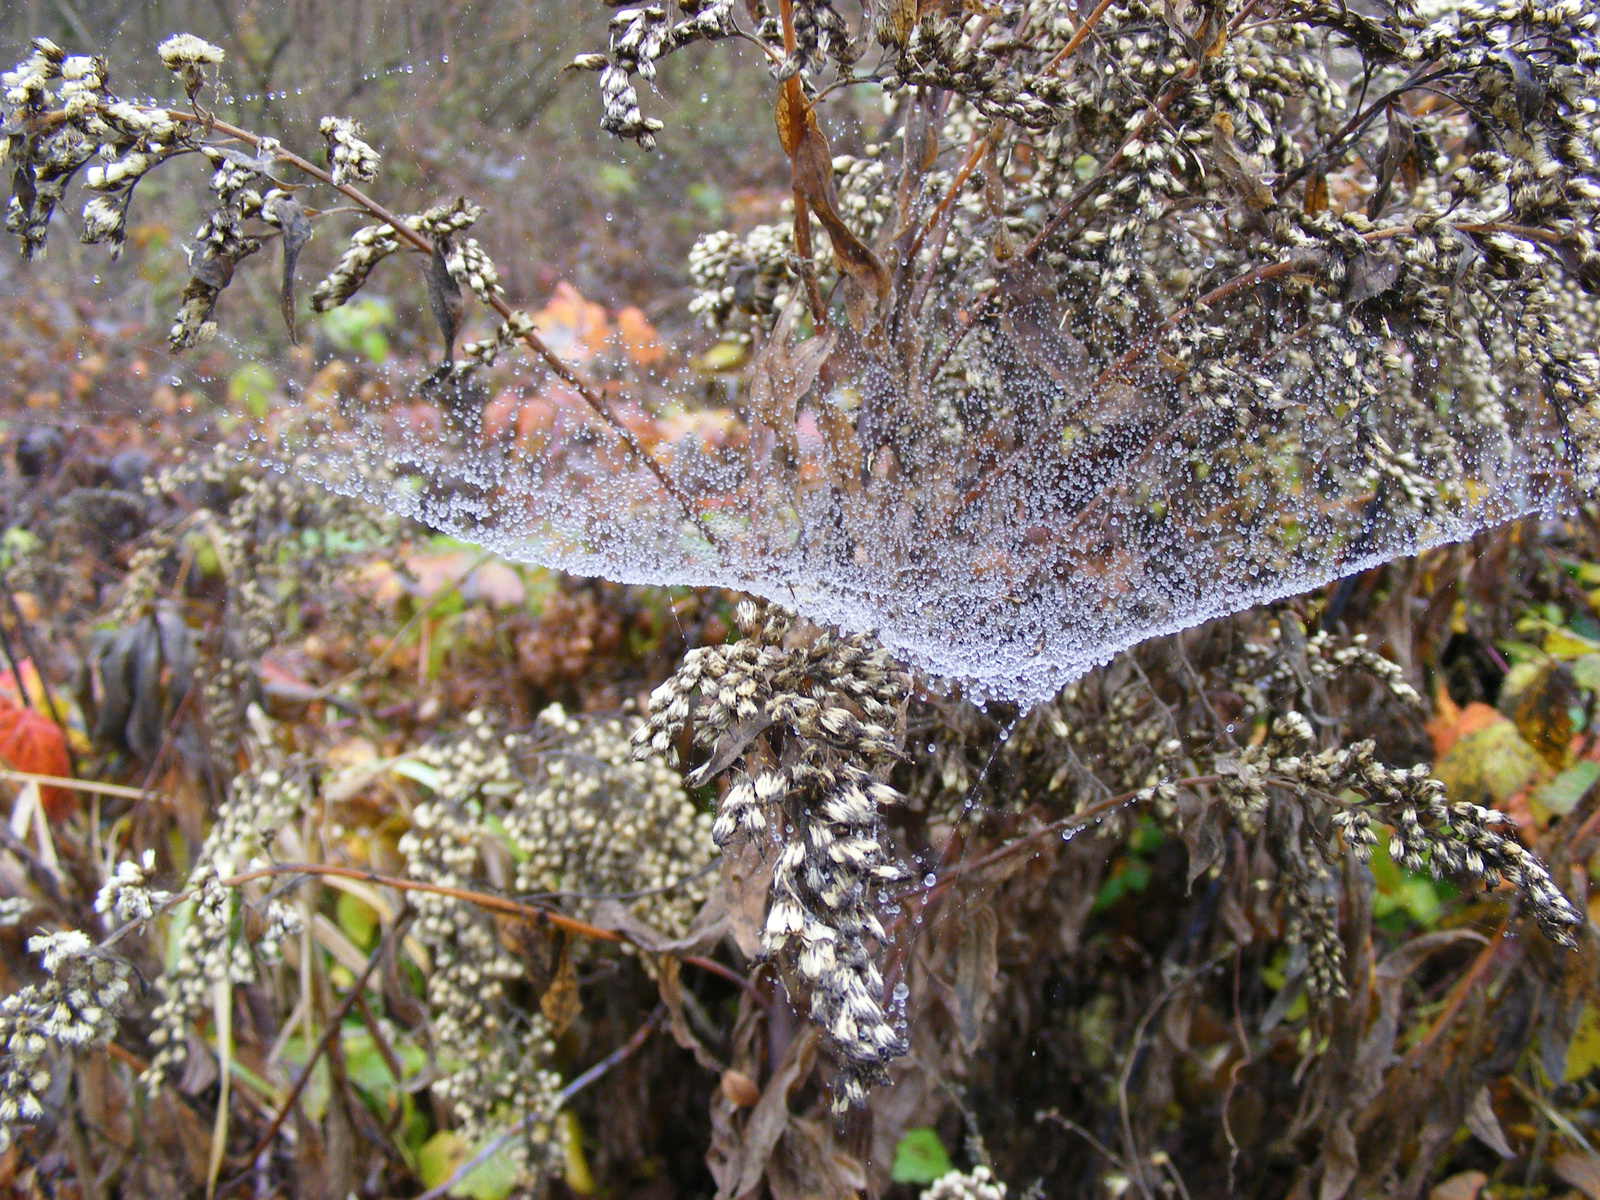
264,190,313,345
777,79,889,301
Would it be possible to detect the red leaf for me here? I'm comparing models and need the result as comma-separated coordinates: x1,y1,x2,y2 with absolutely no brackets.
0,694,76,820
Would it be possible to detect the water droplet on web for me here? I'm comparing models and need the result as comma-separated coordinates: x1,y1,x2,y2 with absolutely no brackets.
700,93,709,103
167,376,182,387
892,982,909,1002
922,873,936,888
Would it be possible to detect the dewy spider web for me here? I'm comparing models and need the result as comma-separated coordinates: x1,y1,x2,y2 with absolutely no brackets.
279,0,1600,708
8,0,1599,708
303,295,1572,710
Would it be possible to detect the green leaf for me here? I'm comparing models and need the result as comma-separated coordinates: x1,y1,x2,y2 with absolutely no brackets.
337,890,379,950
320,297,394,363
227,362,277,420
417,1130,521,1200
390,758,443,791
1537,761,1600,815
891,1128,953,1185
1574,654,1600,695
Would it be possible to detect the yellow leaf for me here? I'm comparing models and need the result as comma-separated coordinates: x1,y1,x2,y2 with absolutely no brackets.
1547,627,1600,659
1567,1003,1600,1083
1503,660,1578,771
561,1110,595,1195
1432,720,1541,807
697,341,750,373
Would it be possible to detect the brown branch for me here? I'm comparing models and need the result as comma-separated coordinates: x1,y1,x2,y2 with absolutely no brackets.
908,128,994,323
156,109,717,547
218,863,755,999
218,862,626,943
1043,0,1118,74
231,914,396,1177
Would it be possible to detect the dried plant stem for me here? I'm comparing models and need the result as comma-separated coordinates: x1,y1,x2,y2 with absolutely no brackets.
0,769,146,798
1402,920,1502,1061
216,862,752,995
226,917,395,1188
151,109,717,546
908,128,993,322
1043,0,1118,73
920,774,1224,904
219,862,627,942
414,1010,660,1200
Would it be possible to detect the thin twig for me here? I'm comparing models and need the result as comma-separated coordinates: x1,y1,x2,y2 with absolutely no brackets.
219,863,626,943
229,914,398,1179
414,1010,660,1200
155,108,717,547
0,769,148,799
1043,0,1118,73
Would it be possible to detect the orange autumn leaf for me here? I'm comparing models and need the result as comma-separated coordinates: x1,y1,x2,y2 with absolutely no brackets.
0,694,76,820
1426,685,1507,759
615,306,665,367
532,282,611,362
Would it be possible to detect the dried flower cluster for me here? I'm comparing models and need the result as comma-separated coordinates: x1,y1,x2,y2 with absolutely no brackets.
636,600,913,1106
921,1166,1009,1200
505,703,716,936
1218,628,1579,999
318,116,381,187
568,0,737,150
0,32,517,367
94,850,174,926
146,733,307,1084
399,713,564,1176
0,932,133,1151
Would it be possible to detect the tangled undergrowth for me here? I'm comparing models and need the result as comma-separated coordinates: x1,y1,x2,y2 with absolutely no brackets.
3,1,1600,1199
2,391,1600,1198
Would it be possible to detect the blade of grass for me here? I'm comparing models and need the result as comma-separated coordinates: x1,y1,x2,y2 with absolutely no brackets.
207,974,233,1200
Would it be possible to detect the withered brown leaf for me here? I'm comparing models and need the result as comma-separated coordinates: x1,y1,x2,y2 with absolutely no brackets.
951,902,998,1053
265,191,313,345
777,79,890,300
426,235,464,363
539,936,582,1037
